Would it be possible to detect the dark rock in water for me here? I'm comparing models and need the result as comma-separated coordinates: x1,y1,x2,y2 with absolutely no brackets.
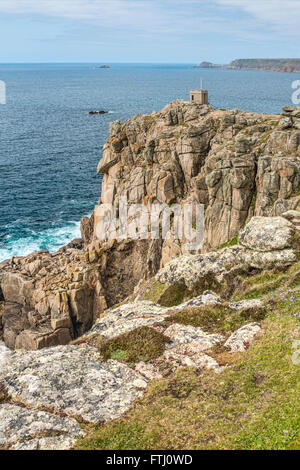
89,110,108,115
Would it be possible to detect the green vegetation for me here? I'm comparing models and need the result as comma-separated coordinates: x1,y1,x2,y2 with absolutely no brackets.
161,303,267,336
137,279,167,303
99,326,170,363
75,252,300,451
75,289,300,450
229,59,300,73
217,235,238,250
231,260,300,301
234,271,286,300
144,115,154,130
138,280,188,307
250,192,257,210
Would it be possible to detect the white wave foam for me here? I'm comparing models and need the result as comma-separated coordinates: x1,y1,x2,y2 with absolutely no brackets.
0,221,81,262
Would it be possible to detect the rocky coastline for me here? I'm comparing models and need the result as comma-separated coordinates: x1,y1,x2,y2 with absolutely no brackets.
0,100,300,450
195,59,300,73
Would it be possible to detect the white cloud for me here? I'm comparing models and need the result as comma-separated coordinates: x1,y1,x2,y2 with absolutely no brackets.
0,0,238,35
0,0,299,39
215,0,300,30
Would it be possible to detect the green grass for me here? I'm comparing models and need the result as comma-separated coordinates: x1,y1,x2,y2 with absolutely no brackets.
137,279,189,307
286,434,300,450
99,326,171,363
75,287,300,450
232,262,300,301
161,303,267,335
217,236,238,251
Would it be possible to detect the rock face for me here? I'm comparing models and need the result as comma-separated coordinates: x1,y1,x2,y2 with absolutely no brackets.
1,102,300,350
91,101,300,258
155,216,297,294
0,238,160,350
0,101,300,450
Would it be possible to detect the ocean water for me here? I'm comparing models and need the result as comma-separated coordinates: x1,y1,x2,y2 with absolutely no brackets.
0,63,299,262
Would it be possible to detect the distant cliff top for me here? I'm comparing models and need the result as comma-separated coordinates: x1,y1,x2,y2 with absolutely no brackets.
195,58,300,73
228,59,300,73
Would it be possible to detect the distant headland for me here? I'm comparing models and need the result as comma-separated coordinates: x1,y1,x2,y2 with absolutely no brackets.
195,59,300,73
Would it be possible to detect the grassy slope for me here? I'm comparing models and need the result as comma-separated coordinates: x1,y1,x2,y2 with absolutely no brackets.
75,276,300,450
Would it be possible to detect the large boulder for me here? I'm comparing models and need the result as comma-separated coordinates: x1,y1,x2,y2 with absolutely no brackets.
238,216,294,251
155,216,298,295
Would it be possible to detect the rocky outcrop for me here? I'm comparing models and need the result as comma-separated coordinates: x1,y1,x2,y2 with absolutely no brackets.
155,216,298,298
0,404,84,450
1,101,300,450
89,101,300,258
1,102,300,350
0,285,267,449
0,210,299,449
0,344,147,424
224,323,261,352
0,238,160,350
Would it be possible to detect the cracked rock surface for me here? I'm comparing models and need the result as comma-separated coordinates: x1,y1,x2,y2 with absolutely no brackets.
88,301,170,339
0,404,83,450
0,345,147,424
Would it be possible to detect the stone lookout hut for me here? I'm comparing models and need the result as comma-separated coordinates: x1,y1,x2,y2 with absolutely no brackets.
190,89,209,105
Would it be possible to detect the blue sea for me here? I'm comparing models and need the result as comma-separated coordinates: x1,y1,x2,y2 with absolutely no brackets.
0,63,299,262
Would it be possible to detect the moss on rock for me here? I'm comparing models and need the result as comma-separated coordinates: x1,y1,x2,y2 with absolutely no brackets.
99,326,171,363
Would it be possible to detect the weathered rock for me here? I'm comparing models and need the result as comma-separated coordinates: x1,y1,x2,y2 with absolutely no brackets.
91,101,300,255
282,210,300,230
1,101,300,350
164,323,224,350
11,435,77,451
171,290,222,310
0,345,148,423
0,341,12,368
1,272,34,306
164,346,221,372
0,236,162,349
238,216,294,251
135,362,163,380
0,404,83,450
156,216,297,295
228,299,264,310
278,117,293,130
224,323,261,352
88,301,169,339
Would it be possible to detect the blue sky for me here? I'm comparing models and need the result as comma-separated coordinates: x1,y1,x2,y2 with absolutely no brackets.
0,0,299,63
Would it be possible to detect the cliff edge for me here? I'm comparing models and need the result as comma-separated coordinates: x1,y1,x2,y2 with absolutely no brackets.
1,101,300,350
0,102,300,450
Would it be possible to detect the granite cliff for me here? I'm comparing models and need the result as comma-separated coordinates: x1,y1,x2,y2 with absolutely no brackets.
1,101,300,350
0,101,300,450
